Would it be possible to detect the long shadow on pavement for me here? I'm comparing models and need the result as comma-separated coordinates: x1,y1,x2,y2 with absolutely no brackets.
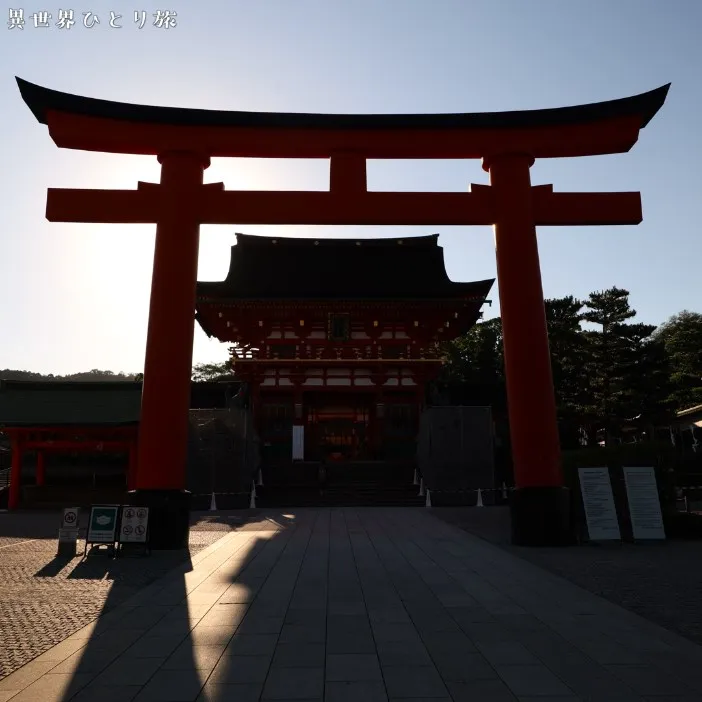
10,510,304,701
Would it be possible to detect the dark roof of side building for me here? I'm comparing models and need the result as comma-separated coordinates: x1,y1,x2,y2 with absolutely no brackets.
0,380,241,427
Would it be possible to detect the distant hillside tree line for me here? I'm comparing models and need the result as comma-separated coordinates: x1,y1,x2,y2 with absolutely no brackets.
0,368,140,382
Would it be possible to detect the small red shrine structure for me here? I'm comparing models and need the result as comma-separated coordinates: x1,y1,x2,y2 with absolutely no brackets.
196,233,493,466
0,381,141,510
16,77,669,547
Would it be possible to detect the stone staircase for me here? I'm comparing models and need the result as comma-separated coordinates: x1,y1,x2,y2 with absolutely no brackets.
255,461,425,508
256,482,425,508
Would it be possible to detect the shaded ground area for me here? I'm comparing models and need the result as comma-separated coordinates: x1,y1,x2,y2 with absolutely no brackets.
0,510,242,680
432,505,702,647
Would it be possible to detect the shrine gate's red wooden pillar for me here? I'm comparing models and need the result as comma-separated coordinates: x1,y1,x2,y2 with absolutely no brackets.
131,153,207,543
8,434,23,510
127,440,138,491
484,153,567,542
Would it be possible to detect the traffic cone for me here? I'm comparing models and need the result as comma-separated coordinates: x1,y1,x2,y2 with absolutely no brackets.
413,469,419,485
476,488,484,508
418,479,425,497
501,482,508,500
257,469,263,486
209,492,217,511
252,480,257,498
249,488,256,509
425,489,432,508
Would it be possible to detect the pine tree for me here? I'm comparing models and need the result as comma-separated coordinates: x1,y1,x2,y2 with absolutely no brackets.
545,296,588,419
618,322,675,431
544,296,589,447
438,318,505,410
191,360,233,381
580,288,634,444
581,287,672,444
653,310,702,409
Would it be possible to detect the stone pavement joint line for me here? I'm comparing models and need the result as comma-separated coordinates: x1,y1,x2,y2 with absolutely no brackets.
2,508,702,701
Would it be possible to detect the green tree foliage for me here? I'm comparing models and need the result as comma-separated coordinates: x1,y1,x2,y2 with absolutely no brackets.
543,296,590,448
580,287,673,444
191,360,234,381
619,324,675,428
1,363,237,383
0,368,137,381
437,317,506,411
440,317,503,383
441,287,681,447
653,310,702,409
544,296,589,422
579,287,637,443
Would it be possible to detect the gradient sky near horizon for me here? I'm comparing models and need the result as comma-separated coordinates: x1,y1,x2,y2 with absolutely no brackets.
1,1,700,375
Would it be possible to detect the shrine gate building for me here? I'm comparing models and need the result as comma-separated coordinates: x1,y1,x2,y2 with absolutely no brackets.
195,233,493,470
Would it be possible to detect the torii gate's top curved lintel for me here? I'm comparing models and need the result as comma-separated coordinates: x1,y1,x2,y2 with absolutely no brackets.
16,77,670,159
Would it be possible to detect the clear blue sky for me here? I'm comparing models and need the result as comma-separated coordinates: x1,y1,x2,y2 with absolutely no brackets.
1,0,699,375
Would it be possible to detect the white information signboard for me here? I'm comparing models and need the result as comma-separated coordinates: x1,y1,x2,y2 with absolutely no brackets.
292,425,304,460
58,507,80,549
623,466,666,541
61,508,79,529
578,467,621,541
119,506,149,544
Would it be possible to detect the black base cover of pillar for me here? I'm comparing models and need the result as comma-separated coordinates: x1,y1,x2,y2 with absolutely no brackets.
510,486,573,547
125,489,191,550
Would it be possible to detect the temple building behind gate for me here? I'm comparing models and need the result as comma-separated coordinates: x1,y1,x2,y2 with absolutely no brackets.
195,232,494,489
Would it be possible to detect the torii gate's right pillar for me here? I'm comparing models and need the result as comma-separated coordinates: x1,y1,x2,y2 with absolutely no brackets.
484,153,571,546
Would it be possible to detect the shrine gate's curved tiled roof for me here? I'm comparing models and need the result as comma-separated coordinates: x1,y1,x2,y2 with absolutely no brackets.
196,234,494,301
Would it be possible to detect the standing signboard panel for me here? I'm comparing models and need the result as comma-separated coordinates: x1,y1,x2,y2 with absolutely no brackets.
118,506,150,556
57,507,80,557
84,504,120,555
578,467,621,542
623,466,666,541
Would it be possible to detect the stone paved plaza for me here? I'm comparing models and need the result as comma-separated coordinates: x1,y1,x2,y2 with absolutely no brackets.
434,506,702,648
1,508,702,700
0,511,237,679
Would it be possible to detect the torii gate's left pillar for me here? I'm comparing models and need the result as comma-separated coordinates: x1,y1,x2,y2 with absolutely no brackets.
128,151,209,549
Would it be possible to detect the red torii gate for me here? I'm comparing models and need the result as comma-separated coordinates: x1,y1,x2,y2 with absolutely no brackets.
17,78,669,547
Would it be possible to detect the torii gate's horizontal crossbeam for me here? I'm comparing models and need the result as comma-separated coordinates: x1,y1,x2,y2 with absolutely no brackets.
43,112,646,159
46,187,642,226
